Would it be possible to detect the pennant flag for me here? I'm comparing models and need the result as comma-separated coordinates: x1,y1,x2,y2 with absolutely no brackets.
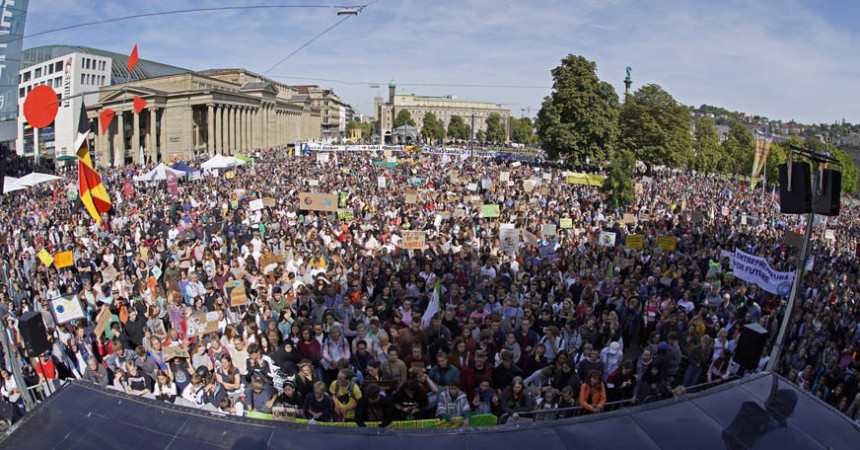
128,44,139,73
54,251,74,269
76,102,112,223
421,279,441,328
133,96,147,114
99,109,116,134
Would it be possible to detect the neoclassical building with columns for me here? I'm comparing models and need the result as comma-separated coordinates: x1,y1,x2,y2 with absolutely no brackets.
87,68,322,167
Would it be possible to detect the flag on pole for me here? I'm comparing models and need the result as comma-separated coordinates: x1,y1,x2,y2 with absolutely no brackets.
128,44,139,73
421,279,441,328
76,102,112,223
751,131,772,189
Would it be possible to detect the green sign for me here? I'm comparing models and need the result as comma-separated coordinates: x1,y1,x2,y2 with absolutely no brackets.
481,204,500,218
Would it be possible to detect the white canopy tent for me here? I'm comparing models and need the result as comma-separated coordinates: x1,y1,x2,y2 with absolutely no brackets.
3,177,25,194
16,172,63,187
133,163,187,182
200,155,246,170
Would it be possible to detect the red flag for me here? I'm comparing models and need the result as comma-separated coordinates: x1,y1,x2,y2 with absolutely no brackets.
123,179,133,199
133,96,147,114
128,44,139,73
99,109,116,134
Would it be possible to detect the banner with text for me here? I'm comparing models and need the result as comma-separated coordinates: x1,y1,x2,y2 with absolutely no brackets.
733,249,794,296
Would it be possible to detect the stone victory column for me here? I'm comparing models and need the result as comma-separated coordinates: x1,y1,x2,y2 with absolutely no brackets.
624,66,633,100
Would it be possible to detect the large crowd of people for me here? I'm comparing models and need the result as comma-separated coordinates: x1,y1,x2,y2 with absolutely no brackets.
1,146,860,427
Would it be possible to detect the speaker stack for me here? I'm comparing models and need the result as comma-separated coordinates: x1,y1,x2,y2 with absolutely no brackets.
17,311,50,358
779,162,841,216
735,323,768,370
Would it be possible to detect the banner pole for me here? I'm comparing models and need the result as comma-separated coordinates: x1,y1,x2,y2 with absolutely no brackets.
766,160,818,372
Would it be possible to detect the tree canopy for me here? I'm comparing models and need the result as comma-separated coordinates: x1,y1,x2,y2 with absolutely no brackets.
393,109,415,128
420,112,446,143
510,117,535,144
601,150,636,209
619,84,693,168
536,54,619,165
692,117,723,173
447,115,470,140
486,112,507,143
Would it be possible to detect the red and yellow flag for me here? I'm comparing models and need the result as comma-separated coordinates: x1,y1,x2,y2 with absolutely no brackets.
76,102,111,222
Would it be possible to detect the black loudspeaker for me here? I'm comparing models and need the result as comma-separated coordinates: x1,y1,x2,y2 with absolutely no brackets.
18,311,50,358
813,168,841,216
735,323,768,369
779,162,812,214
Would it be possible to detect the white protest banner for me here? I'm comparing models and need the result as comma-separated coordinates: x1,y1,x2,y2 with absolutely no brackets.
500,226,520,254
481,178,493,190
512,162,521,167
377,176,387,188
733,249,794,296
499,171,510,182
316,153,330,163
249,199,264,211
467,183,478,192
599,231,617,247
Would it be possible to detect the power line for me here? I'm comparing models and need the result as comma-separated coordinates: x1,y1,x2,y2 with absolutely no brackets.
24,4,367,40
269,75,551,89
262,0,379,74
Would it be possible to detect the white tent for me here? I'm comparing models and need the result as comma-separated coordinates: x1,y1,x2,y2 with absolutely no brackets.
133,163,187,182
200,155,246,170
3,177,25,194
16,172,63,187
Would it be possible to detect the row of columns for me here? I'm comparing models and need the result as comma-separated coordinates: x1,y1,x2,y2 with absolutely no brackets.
206,103,304,155
98,107,164,167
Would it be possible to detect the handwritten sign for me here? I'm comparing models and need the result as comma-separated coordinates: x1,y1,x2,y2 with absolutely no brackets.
38,249,54,267
622,213,636,224
500,227,520,254
657,236,677,251
401,231,427,250
229,281,248,307
187,311,220,337
499,171,510,182
249,199,264,211
405,193,418,204
94,307,112,338
263,197,277,207
626,235,644,249
481,204,500,218
522,229,539,247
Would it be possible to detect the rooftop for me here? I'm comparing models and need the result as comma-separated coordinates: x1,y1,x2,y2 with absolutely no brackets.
22,45,189,84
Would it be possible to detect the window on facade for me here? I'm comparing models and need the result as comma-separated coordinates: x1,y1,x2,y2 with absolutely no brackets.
54,77,61,87
19,87,24,97
34,68,41,78
81,74,85,84
55,61,63,72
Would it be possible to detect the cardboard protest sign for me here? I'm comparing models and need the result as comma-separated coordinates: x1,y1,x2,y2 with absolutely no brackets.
229,281,247,307
299,192,338,212
657,236,677,251
454,208,466,218
187,311,220,337
260,254,284,274
542,224,557,237
94,307,112,337
162,346,191,362
622,213,636,224
54,251,74,269
401,231,427,250
626,235,644,249
50,294,85,324
226,171,235,179
499,171,510,182
405,193,418,204
500,227,520,253
249,199,264,211
522,229,539,247
559,218,573,229
481,204,500,218
102,265,119,282
263,197,277,207
599,231,616,246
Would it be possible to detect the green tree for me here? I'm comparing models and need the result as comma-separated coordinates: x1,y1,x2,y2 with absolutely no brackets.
486,112,507,143
393,109,415,128
693,117,723,173
421,112,440,142
619,84,693,168
447,115,469,140
510,117,534,144
536,54,619,165
764,141,788,185
601,149,636,208
831,147,859,195
435,118,447,142
476,129,486,141
721,123,755,174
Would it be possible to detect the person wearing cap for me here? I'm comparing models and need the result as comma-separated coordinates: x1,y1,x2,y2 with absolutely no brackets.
436,378,472,426
355,383,395,427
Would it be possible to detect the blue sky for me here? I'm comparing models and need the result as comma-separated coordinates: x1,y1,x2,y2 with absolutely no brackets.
23,0,860,125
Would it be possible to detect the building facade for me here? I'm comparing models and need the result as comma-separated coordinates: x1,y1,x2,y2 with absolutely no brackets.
87,69,322,167
374,81,510,143
292,85,351,141
17,45,189,162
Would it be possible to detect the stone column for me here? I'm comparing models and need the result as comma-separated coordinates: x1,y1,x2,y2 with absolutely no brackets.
115,112,125,167
207,104,214,156
214,105,222,155
149,107,157,164
132,109,140,165
159,108,167,163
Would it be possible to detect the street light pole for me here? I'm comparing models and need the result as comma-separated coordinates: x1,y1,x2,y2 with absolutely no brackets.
470,112,475,160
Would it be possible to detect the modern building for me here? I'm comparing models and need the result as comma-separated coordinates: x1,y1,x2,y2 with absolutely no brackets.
87,68,322,166
292,85,351,141
16,45,189,162
374,80,510,143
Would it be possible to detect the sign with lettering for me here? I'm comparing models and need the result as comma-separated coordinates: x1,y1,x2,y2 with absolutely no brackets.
657,236,677,251
299,192,338,212
626,235,644,249
401,231,426,250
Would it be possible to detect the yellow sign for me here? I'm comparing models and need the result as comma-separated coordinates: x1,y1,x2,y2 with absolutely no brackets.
565,172,605,186
225,171,235,179
38,249,54,267
626,235,644,249
657,236,677,251
559,218,573,229
54,251,74,269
